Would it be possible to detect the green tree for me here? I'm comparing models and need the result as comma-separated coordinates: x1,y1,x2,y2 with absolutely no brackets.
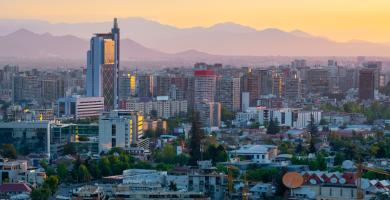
334,152,345,166
162,143,176,164
44,175,59,195
155,127,166,137
188,111,206,165
319,118,329,125
78,165,89,182
369,192,390,200
168,180,178,191
266,118,275,135
178,134,186,141
150,109,158,119
175,154,188,166
64,143,76,155
39,159,48,171
30,188,49,200
0,144,18,159
343,104,351,113
250,122,261,129
57,163,68,181
46,167,56,177
78,135,90,141
98,157,111,177
307,114,319,154
316,154,327,171
343,143,357,160
144,129,155,138
107,147,124,155
274,167,288,196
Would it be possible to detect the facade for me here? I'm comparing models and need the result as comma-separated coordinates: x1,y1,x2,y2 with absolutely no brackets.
194,70,216,103
87,18,120,110
156,75,172,96
119,74,135,100
227,145,278,163
243,73,260,103
0,121,52,155
168,84,184,101
71,185,105,200
273,76,282,98
359,69,375,103
38,79,65,103
363,61,382,88
99,110,143,152
258,108,321,128
0,159,27,183
285,77,302,100
291,59,307,68
17,169,46,185
215,76,240,112
194,102,221,127
307,69,329,93
345,68,359,90
138,75,153,97
33,109,54,121
126,101,153,116
256,69,273,95
58,96,104,120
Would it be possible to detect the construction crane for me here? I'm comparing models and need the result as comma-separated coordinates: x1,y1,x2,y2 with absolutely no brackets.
225,161,240,194
354,157,390,200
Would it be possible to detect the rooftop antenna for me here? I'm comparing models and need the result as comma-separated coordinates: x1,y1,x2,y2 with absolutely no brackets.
114,18,118,29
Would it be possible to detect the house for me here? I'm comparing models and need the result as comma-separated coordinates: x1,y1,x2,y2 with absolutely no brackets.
249,183,272,196
337,130,375,139
370,180,390,189
0,183,31,198
227,145,278,163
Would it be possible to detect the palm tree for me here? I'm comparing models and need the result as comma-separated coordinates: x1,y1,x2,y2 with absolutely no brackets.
352,130,357,144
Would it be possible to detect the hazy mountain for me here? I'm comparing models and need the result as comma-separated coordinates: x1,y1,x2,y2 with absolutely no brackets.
346,39,371,43
173,50,213,58
0,29,171,58
142,28,390,56
289,30,336,42
0,18,258,44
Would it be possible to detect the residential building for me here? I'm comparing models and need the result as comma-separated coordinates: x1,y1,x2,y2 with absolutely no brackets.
168,84,184,101
195,102,221,127
0,159,27,182
138,74,153,97
345,68,359,90
156,75,172,96
363,61,382,88
285,76,301,100
307,68,329,93
119,74,135,100
0,183,31,199
328,60,337,66
58,96,104,120
194,70,216,103
125,101,153,116
71,185,105,200
291,59,307,68
359,69,375,103
227,145,278,163
38,79,65,103
87,18,120,110
243,73,260,104
255,69,273,95
17,169,46,185
249,183,272,197
33,109,54,121
99,110,143,152
258,108,321,128
215,76,240,112
273,76,282,98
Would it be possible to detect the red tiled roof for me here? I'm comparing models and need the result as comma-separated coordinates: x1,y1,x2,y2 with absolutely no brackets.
337,130,374,136
0,183,31,192
317,131,330,135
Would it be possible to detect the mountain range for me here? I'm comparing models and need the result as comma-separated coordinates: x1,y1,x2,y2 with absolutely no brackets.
2,18,390,57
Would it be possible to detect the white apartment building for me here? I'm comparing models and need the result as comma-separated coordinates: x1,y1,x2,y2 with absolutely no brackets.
258,108,321,128
228,145,278,163
99,110,143,153
126,101,152,116
194,102,221,127
58,96,104,120
126,99,187,119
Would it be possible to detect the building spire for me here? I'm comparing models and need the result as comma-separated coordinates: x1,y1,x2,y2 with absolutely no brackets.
114,18,118,29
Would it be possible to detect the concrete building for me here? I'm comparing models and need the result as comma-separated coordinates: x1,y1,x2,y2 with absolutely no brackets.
138,74,153,97
227,145,278,163
307,68,329,94
17,169,46,185
285,76,302,100
194,102,221,127
168,84,184,101
273,76,282,98
71,185,105,200
291,59,307,68
345,68,359,90
119,74,135,100
99,110,143,152
156,75,172,96
243,73,260,104
328,60,337,66
359,69,375,103
363,61,382,88
258,108,321,128
194,70,216,103
256,69,273,95
33,109,54,121
215,76,240,112
0,159,27,183
87,18,120,110
38,79,65,103
126,101,153,117
58,96,104,120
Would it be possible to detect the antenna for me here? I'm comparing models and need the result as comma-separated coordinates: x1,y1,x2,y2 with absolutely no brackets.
310,179,317,185
339,178,346,184
356,178,370,189
342,160,353,169
330,178,337,183
282,172,303,188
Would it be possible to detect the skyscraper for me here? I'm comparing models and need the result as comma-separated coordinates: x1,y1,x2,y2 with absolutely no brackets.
215,76,240,112
87,18,120,110
194,70,216,103
359,69,375,103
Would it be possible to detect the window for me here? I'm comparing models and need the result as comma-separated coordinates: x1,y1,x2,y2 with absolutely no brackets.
142,195,147,198
112,138,116,147
257,155,259,159
262,155,265,159
112,124,116,136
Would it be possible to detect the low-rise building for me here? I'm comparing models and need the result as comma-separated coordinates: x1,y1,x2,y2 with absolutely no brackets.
71,185,105,200
227,145,278,163
17,170,46,185
0,183,31,199
249,183,272,197
58,96,104,120
0,159,28,182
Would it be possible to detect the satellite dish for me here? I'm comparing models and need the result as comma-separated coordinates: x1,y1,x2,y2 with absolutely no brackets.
330,178,337,183
339,178,346,184
307,191,316,199
310,179,317,185
355,178,370,189
283,172,303,188
342,160,354,169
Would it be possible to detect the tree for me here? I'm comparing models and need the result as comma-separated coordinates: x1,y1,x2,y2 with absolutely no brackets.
175,154,188,166
352,130,357,144
57,163,68,181
178,134,186,141
168,180,178,191
266,118,275,135
155,127,166,137
89,163,101,179
334,152,345,166
78,165,89,182
188,111,206,165
98,157,111,177
162,143,176,164
30,188,49,200
316,154,327,171
144,129,155,138
306,114,319,138
370,192,390,200
150,109,158,119
343,143,357,160
250,122,261,129
107,147,124,155
0,144,18,159
162,175,168,186
64,143,76,155
39,159,48,171
275,167,288,196
343,104,351,113
78,135,90,141
46,167,56,177
274,117,281,134
45,176,59,195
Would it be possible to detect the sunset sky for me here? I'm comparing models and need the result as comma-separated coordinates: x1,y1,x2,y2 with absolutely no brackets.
2,0,390,42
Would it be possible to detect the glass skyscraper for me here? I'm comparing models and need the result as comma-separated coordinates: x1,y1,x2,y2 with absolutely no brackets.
87,18,120,110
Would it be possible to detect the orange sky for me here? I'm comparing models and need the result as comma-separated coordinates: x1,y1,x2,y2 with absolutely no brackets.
2,0,390,42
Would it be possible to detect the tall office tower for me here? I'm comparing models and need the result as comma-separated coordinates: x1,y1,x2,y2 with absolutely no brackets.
194,102,221,127
138,75,153,97
345,68,359,90
357,56,365,64
328,60,337,66
285,76,302,100
359,69,375,103
215,76,240,112
156,75,172,96
119,74,135,100
256,69,274,95
11,75,25,104
24,76,38,100
307,69,329,93
87,18,120,110
243,73,260,103
99,110,143,152
291,59,307,68
363,61,382,88
185,87,195,108
273,76,282,98
194,70,216,103
4,64,19,74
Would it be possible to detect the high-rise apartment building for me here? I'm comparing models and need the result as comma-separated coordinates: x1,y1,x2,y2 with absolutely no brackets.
357,56,365,64
138,75,153,97
307,69,329,93
87,18,120,110
363,62,382,88
156,75,171,96
273,76,282,98
38,79,65,103
359,69,375,103
346,68,359,90
11,75,24,104
119,74,135,100
194,102,221,127
4,64,19,74
25,76,38,100
243,73,260,104
291,59,307,68
194,70,216,103
58,96,105,120
256,69,274,95
215,76,240,112
99,110,143,153
284,76,301,100
328,60,337,66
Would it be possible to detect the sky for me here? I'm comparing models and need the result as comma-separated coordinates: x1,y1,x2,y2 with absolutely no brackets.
2,0,390,42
